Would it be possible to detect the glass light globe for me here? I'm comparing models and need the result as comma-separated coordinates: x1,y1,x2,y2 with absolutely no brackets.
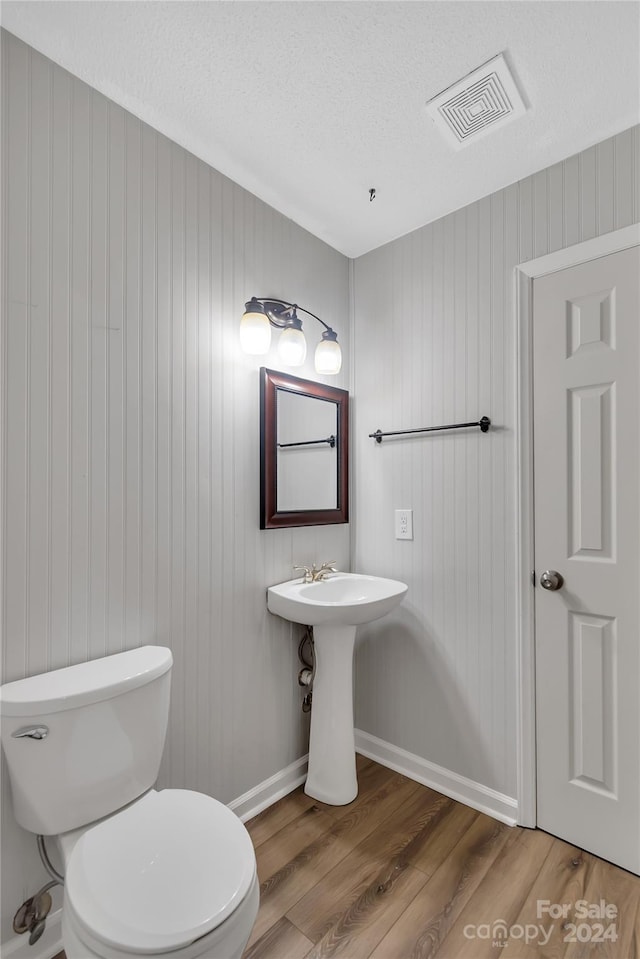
315,333,342,374
239,305,271,354
278,327,307,366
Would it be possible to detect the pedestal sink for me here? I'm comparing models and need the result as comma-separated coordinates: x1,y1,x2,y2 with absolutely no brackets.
267,573,408,805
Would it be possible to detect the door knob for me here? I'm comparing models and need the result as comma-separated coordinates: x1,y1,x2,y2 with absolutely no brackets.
540,570,564,591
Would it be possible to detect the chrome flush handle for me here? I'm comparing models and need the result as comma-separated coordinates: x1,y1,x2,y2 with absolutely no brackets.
11,726,49,740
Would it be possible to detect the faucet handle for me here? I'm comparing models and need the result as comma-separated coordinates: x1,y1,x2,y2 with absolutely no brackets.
314,561,338,581
293,565,313,583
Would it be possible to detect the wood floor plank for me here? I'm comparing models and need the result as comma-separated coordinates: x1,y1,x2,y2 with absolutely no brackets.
356,752,374,772
245,753,373,847
287,844,391,943
255,804,336,883
627,900,640,959
399,797,481,878
243,916,314,959
432,825,555,958
368,811,513,959
315,770,423,845
302,862,428,959
314,757,414,821
287,789,477,945
505,837,599,959
563,856,640,959
247,770,422,948
354,784,456,866
246,789,318,849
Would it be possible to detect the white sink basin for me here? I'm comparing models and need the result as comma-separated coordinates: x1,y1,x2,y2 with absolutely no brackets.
267,573,408,626
267,572,408,806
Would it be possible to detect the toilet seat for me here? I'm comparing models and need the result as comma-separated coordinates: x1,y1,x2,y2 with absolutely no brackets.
64,789,256,955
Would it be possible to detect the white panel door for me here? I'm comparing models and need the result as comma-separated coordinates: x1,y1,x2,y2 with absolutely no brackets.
533,245,640,874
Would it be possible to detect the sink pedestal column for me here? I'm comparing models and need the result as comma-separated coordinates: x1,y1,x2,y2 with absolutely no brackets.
305,624,358,805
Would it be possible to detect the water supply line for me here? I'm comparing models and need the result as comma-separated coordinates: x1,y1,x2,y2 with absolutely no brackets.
13,836,63,945
37,834,64,883
297,626,315,712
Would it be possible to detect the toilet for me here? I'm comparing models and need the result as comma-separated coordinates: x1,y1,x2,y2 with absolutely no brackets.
0,647,259,959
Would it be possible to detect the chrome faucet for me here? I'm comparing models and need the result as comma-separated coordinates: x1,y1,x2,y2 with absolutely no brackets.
293,561,337,583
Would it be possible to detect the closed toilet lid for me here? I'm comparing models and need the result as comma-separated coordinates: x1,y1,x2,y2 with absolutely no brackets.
65,789,256,954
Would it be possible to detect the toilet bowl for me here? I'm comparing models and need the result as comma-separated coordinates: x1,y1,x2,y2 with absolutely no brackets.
57,789,259,959
0,647,259,959
62,879,259,959
62,880,259,959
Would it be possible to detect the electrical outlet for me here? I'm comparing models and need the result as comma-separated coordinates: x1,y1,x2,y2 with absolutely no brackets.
395,508,413,540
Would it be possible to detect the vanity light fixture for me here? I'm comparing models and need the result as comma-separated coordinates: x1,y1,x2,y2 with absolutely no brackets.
240,297,342,374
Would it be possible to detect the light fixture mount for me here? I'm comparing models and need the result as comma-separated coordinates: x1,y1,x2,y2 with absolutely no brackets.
258,300,300,328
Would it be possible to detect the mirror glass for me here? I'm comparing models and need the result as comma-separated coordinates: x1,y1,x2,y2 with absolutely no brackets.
276,391,338,511
260,368,349,529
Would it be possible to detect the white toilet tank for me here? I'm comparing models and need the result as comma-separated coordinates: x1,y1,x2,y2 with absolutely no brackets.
0,646,172,836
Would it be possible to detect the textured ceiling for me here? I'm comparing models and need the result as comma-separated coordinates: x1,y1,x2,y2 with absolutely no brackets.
2,1,639,258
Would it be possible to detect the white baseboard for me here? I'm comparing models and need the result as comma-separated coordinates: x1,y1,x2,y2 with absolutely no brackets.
1,908,62,959
1,756,309,959
355,729,518,826
228,754,309,822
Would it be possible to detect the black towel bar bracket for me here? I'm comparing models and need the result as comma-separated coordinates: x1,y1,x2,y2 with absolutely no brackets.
369,417,490,443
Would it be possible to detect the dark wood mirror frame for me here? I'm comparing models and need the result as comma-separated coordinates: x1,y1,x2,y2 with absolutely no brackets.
260,368,349,529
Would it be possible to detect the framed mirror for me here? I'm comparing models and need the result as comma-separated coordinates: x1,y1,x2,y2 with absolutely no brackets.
260,368,349,529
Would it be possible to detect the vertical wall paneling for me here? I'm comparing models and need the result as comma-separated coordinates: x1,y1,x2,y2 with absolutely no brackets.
613,127,634,230
4,37,29,683
0,31,350,943
50,65,71,671
28,48,51,677
547,162,565,253
597,137,616,237
563,153,581,250
69,77,90,669
352,124,640,800
580,146,598,241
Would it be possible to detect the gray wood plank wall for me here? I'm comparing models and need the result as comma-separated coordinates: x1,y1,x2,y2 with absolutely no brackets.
352,124,640,799
1,30,350,942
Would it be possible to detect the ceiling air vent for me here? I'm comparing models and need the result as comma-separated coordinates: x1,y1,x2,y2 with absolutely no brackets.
426,53,527,150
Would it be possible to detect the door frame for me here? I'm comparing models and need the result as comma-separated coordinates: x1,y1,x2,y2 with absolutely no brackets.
514,222,640,827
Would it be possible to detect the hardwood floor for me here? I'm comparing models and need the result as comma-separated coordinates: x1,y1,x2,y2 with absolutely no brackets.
51,757,640,958
245,757,640,959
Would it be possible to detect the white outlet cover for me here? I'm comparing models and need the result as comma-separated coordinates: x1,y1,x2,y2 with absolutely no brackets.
395,509,413,541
